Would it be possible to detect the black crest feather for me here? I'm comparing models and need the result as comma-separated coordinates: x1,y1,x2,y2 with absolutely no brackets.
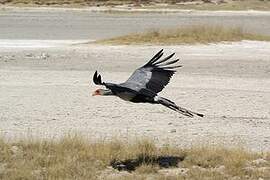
93,71,103,85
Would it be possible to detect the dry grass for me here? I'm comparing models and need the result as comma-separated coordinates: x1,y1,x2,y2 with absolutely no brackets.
1,0,270,11
0,0,134,7
96,25,270,45
146,0,270,11
0,135,270,180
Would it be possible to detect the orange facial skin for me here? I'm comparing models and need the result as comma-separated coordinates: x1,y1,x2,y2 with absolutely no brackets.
92,89,100,96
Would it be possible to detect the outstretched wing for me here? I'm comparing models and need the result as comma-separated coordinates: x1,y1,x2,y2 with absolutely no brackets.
123,49,182,93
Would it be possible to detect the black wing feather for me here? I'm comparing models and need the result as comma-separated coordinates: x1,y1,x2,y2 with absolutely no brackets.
163,65,182,69
153,53,175,66
124,50,181,93
159,59,179,66
146,49,164,65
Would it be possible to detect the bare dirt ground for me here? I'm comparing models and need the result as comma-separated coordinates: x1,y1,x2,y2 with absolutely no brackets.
0,41,269,151
1,8,270,40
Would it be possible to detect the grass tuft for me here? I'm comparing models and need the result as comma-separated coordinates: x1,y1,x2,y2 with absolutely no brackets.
0,135,269,179
96,25,270,45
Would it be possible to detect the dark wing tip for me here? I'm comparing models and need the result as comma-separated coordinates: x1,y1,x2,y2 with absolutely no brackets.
145,49,164,66
163,65,182,70
153,53,176,66
158,49,164,54
151,49,164,61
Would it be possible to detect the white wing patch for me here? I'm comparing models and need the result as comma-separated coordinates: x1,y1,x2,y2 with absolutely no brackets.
154,96,160,102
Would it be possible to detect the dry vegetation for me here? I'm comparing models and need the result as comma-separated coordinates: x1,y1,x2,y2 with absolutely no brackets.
0,135,269,179
1,0,270,11
0,0,136,6
146,0,270,11
96,25,270,45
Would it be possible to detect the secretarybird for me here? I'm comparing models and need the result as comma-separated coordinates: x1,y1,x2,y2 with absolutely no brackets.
92,49,203,117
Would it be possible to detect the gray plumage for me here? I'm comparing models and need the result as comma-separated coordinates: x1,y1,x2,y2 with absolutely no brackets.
93,49,203,117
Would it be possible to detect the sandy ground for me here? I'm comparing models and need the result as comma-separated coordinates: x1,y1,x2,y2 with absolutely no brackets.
0,40,269,151
1,8,270,40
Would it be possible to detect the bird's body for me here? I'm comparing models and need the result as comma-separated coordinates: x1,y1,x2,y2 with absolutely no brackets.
92,49,203,117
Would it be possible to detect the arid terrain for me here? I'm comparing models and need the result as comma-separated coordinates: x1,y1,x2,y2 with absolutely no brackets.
0,8,270,153
1,40,270,151
0,7,270,179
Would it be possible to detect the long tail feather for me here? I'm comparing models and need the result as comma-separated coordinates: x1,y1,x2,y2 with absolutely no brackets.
157,97,204,117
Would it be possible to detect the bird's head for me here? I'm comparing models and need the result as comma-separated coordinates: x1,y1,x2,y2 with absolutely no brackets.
92,89,113,96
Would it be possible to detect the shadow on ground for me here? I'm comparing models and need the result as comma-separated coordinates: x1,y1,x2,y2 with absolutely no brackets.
110,154,185,171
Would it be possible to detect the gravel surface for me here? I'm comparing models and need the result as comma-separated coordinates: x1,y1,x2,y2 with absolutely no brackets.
0,41,269,151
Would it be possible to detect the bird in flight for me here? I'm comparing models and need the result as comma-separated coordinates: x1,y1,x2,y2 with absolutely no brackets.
92,49,203,117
